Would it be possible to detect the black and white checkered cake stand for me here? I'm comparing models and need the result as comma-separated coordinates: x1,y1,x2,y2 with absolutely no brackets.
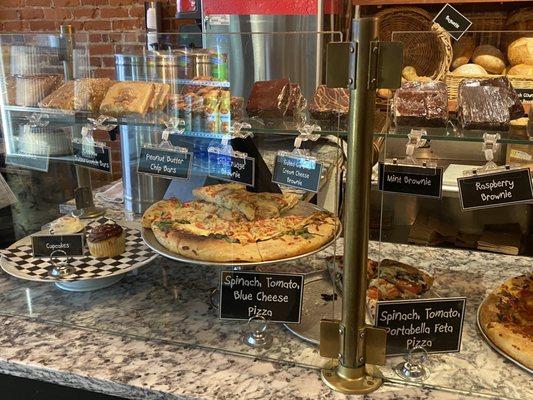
0,218,158,291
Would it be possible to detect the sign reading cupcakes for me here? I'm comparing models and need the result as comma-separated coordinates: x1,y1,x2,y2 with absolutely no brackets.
72,139,112,174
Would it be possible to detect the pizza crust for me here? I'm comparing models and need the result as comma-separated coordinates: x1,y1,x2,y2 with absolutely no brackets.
257,232,330,261
176,232,262,262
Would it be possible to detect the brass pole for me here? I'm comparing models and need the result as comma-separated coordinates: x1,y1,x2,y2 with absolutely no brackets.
321,17,382,394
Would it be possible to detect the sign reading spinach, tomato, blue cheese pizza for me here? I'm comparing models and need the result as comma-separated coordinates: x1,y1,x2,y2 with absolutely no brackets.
457,168,533,211
137,146,193,180
378,163,443,198
272,154,322,193
208,152,255,187
433,4,472,41
219,271,304,323
375,297,466,356
31,234,85,257
72,141,112,173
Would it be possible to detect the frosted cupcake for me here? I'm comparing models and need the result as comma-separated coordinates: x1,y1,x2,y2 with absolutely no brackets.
87,222,125,258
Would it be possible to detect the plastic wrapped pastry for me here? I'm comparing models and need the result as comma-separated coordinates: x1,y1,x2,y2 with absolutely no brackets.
99,81,155,117
39,78,114,112
246,78,291,118
393,81,448,127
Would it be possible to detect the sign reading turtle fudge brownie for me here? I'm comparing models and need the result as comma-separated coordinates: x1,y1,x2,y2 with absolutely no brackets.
6,152,50,173
433,4,472,40
138,147,193,180
375,297,466,356
72,141,112,173
219,271,304,323
31,234,84,257
272,154,322,193
458,168,533,210
208,152,255,187
378,163,443,198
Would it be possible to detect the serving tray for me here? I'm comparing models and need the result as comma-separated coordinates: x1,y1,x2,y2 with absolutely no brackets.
142,201,341,268
477,297,533,374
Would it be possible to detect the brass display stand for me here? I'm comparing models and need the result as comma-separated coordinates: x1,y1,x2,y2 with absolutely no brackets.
320,17,402,394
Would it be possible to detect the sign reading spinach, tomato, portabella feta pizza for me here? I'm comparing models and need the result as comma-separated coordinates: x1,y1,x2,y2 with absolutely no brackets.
219,271,304,323
137,147,193,180
272,154,322,193
457,168,533,210
375,297,467,356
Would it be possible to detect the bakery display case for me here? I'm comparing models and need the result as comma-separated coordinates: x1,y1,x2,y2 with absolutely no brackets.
0,25,531,400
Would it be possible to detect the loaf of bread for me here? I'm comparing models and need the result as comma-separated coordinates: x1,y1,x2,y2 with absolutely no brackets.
452,63,488,76
472,45,506,74
452,36,475,70
507,63,533,76
507,37,533,66
100,81,155,117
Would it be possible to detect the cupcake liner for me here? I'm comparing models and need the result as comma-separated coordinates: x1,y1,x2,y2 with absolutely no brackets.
87,232,125,258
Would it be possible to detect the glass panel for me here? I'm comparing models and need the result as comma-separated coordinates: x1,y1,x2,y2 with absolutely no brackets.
371,29,532,400
0,31,344,370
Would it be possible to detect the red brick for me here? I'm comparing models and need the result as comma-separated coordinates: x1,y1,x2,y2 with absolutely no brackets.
3,0,22,6
99,6,129,19
94,68,114,79
108,0,134,5
84,0,108,5
3,21,23,31
20,8,45,20
43,8,72,20
90,43,113,55
0,9,19,20
128,5,145,18
53,0,79,6
89,33,102,42
101,56,115,67
89,56,101,67
112,18,141,30
27,0,49,5
73,8,97,19
28,20,57,31
83,20,112,30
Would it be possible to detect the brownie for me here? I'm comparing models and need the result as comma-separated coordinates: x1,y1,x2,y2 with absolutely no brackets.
457,81,510,131
393,81,448,127
480,76,524,120
308,85,350,120
246,78,291,118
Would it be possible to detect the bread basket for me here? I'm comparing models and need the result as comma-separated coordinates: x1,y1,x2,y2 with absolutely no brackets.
445,73,533,101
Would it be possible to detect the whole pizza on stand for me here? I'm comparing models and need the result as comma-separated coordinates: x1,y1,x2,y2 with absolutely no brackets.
142,183,340,263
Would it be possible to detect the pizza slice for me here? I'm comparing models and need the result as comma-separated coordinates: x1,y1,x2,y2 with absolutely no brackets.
257,229,330,261
141,198,182,228
193,183,256,220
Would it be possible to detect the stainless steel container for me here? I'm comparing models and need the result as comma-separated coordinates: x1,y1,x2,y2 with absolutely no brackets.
115,54,170,214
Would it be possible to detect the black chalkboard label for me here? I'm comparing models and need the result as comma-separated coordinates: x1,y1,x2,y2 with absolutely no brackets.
208,152,255,187
6,153,49,172
137,147,193,180
272,154,322,193
375,297,466,356
219,271,304,323
72,142,112,173
457,168,533,211
31,234,85,257
515,88,533,103
378,163,443,198
433,4,472,40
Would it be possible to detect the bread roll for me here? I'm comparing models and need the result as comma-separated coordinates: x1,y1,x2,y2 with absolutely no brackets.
452,36,475,70
452,63,488,76
507,63,533,76
472,45,506,74
507,37,533,66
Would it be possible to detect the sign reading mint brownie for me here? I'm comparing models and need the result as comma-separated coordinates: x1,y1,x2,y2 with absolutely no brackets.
457,168,533,210
272,154,322,193
375,297,466,356
72,141,111,173
378,163,443,198
31,234,85,257
433,4,472,40
137,147,192,180
208,152,255,186
219,271,304,323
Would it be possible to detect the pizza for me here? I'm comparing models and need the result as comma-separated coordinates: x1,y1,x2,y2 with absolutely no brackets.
479,274,532,369
144,183,340,263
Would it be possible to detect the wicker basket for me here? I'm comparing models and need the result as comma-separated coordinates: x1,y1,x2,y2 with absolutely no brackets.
445,73,533,101
375,7,452,81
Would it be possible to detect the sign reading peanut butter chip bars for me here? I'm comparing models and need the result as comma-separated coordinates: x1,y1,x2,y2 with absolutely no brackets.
138,147,193,180
272,154,322,193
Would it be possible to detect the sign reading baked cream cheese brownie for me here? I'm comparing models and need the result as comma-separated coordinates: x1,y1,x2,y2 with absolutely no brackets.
138,147,193,180
378,163,443,198
272,154,322,193
72,141,112,174
219,271,304,323
31,234,84,257
458,168,533,210
208,152,255,187
375,297,466,356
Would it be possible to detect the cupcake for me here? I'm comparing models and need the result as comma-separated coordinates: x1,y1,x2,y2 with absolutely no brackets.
87,222,125,258
49,215,85,235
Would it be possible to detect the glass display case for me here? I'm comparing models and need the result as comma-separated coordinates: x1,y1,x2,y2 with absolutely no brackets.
0,27,531,400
